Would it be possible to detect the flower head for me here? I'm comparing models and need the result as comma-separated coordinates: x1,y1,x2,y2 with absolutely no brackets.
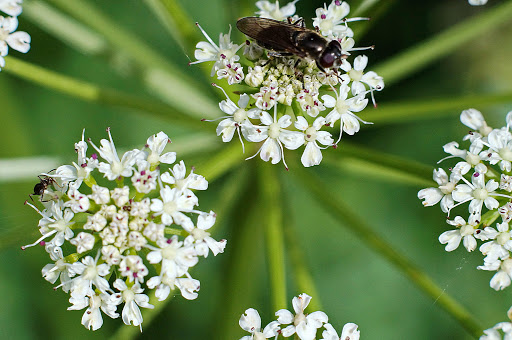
23,130,226,331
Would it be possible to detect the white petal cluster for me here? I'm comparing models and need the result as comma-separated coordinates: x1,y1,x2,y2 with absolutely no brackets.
23,129,226,331
0,0,30,70
193,0,383,168
418,109,512,291
238,293,359,340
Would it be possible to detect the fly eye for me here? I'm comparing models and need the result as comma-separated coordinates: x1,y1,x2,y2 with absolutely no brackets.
319,53,335,68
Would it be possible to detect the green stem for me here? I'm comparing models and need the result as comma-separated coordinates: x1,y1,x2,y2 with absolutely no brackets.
326,142,435,187
193,142,248,182
42,0,219,118
283,207,322,312
361,91,512,124
258,164,287,311
3,56,210,129
142,0,200,54
375,0,512,86
292,167,483,338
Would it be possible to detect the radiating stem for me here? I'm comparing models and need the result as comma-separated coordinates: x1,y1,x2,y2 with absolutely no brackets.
361,91,512,124
259,163,287,311
292,167,483,338
42,0,218,118
375,0,512,86
3,56,211,129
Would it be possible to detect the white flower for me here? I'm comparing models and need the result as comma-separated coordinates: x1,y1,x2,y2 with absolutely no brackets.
439,215,480,252
145,131,176,166
68,291,118,331
312,1,353,38
0,1,23,17
484,128,512,172
89,129,144,181
217,61,245,84
183,211,227,257
478,257,512,291
418,168,460,213
479,222,512,262
252,82,278,110
111,279,154,329
175,276,201,300
469,0,488,5
340,56,384,95
119,255,148,284
296,82,325,118
239,308,280,340
452,171,500,218
55,129,96,185
245,108,304,169
191,24,243,76
294,116,334,167
210,84,261,148
64,184,90,213
256,0,298,21
322,83,369,138
89,185,110,205
71,232,96,253
111,186,130,207
146,236,199,280
41,246,74,292
440,140,484,174
460,108,492,137
161,160,209,193
131,161,158,194
481,322,512,340
320,322,360,340
68,255,112,298
150,186,197,228
0,15,30,57
276,293,328,340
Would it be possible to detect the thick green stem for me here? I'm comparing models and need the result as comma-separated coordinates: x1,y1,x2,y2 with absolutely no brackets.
361,91,512,125
292,167,483,338
375,0,512,86
42,0,218,118
258,164,287,312
3,56,210,129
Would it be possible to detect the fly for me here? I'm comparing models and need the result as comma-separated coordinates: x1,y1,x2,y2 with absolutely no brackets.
236,16,347,72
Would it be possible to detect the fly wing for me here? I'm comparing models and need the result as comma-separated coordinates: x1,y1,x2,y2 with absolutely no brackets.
236,17,306,57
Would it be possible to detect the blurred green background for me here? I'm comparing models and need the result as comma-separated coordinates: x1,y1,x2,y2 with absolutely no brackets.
1,0,512,339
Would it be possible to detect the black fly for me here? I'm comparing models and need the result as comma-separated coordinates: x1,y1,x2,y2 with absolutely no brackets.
236,17,347,72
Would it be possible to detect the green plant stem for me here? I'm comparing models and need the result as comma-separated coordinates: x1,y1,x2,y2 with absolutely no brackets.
194,142,247,182
142,0,200,54
3,56,211,129
42,0,218,118
375,0,512,86
361,91,512,124
326,142,435,187
259,164,287,312
283,208,322,312
292,167,483,338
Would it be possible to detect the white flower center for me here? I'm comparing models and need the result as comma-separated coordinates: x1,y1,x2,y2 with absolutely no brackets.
335,99,349,115
502,258,512,272
147,151,159,165
163,201,177,215
254,332,266,340
472,188,488,200
465,152,480,166
349,69,363,82
191,228,209,241
499,148,512,162
161,245,177,260
0,28,8,42
497,232,511,245
233,108,247,123
440,182,455,195
319,20,334,32
51,219,70,232
305,126,318,143
83,263,98,281
460,224,474,237
111,161,123,176
122,288,135,302
268,122,281,139
294,312,307,327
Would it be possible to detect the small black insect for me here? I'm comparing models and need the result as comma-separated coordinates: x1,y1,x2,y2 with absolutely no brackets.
29,170,58,202
236,17,347,72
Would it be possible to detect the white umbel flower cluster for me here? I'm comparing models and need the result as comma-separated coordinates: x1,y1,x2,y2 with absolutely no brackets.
192,0,383,169
23,129,226,331
417,109,512,292
480,306,512,340
0,0,30,69
238,293,360,340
